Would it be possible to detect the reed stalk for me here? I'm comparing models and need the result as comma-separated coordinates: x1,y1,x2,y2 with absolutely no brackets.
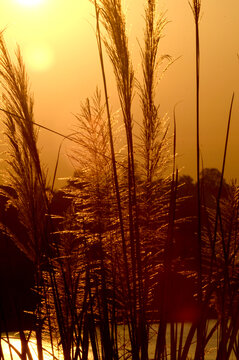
93,1,133,342
94,1,142,359
189,1,206,358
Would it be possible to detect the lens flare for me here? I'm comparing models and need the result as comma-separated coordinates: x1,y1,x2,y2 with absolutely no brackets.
25,44,54,72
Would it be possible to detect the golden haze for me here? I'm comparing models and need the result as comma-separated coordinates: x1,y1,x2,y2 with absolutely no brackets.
0,0,238,187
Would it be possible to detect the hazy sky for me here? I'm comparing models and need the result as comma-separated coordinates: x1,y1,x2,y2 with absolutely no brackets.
0,0,239,187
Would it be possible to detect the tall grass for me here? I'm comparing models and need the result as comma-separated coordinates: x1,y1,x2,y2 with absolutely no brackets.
0,32,49,360
0,1,239,360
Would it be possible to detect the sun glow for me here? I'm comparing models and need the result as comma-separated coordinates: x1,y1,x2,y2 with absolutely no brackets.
15,0,44,6
24,44,54,72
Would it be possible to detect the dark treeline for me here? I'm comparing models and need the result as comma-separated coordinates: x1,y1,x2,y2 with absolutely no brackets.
0,168,234,327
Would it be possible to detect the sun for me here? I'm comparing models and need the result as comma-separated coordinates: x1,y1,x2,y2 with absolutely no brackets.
16,0,44,6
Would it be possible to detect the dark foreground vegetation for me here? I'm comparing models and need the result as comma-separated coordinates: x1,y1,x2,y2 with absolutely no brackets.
0,0,239,359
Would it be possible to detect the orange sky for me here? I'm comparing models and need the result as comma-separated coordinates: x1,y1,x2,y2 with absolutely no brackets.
0,0,239,188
